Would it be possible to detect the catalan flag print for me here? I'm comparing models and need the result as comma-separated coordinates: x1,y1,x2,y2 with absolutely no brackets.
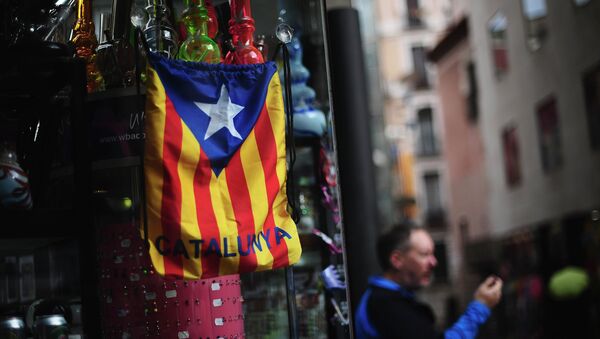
144,52,301,279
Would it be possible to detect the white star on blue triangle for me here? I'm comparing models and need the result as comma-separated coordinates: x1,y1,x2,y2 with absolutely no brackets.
194,84,245,140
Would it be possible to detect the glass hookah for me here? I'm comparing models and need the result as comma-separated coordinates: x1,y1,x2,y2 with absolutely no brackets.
177,0,221,63
225,0,263,64
70,0,105,92
143,0,179,58
277,9,326,137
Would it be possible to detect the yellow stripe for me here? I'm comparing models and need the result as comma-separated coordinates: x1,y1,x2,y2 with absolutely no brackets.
211,170,240,275
239,130,274,271
178,121,202,279
265,74,302,265
144,66,167,275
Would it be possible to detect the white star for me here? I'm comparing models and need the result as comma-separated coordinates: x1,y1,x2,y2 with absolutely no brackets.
195,84,245,140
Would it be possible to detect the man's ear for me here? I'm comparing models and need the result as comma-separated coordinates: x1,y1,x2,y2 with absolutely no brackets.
389,249,405,270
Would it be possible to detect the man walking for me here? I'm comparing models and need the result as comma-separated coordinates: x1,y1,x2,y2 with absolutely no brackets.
355,223,503,338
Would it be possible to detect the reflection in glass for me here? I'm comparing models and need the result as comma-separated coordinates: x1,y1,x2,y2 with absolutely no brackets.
143,0,179,58
520,0,547,51
488,11,509,77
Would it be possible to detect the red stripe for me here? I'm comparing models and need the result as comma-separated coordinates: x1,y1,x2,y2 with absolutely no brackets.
160,96,184,278
254,102,290,268
194,149,220,278
225,152,258,273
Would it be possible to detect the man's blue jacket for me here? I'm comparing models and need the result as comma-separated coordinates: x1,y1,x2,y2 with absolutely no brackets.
355,276,491,339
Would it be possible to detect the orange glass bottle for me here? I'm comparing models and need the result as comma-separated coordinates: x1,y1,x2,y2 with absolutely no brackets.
71,0,105,92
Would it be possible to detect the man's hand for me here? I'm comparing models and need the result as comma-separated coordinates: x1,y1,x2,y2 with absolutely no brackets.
474,275,503,308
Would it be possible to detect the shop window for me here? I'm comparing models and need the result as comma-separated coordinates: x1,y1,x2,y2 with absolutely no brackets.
520,0,548,51
412,46,429,89
417,107,438,156
502,125,522,187
488,11,509,77
406,0,423,28
535,95,563,172
583,62,600,150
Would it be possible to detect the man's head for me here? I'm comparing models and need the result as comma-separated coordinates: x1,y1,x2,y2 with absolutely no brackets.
377,223,438,290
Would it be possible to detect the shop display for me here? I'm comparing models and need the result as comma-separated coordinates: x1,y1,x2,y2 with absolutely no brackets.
71,0,105,92
287,35,326,137
0,142,32,210
177,0,221,62
33,314,70,337
143,0,179,58
0,316,26,339
225,0,263,64
0,0,352,337
96,0,136,89
95,222,244,337
36,0,77,41
205,0,219,40
143,51,301,278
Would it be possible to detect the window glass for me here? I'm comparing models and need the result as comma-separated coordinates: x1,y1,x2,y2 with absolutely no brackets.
536,96,563,172
417,107,437,156
406,0,423,27
424,171,441,211
522,0,547,20
488,11,509,76
582,63,600,150
521,0,547,51
412,46,429,88
502,125,522,187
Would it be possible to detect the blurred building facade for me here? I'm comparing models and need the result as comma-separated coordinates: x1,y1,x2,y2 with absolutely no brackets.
427,0,600,337
372,0,469,324
469,0,600,238
428,15,489,308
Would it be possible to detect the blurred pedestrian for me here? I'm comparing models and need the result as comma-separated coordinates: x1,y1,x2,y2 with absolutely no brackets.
355,223,503,338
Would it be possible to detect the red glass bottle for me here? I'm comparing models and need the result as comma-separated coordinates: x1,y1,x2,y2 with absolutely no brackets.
205,0,219,40
225,0,263,64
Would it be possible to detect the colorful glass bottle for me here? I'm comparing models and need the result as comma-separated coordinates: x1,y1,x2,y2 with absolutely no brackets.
71,0,105,93
205,0,218,40
177,0,221,63
143,0,179,58
96,12,122,89
225,0,263,65
286,35,326,136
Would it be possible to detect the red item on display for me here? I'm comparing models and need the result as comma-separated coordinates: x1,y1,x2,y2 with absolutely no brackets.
225,0,263,64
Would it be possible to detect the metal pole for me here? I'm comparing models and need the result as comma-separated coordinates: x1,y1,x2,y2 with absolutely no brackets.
285,266,299,339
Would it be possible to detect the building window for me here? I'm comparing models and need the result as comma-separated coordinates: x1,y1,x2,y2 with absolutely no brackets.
502,125,522,187
536,95,563,172
423,171,442,212
583,62,600,150
488,11,509,77
466,61,479,122
520,0,547,51
412,46,429,89
417,107,438,156
406,0,423,28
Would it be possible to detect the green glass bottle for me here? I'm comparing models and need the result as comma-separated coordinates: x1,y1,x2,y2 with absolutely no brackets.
177,0,221,63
